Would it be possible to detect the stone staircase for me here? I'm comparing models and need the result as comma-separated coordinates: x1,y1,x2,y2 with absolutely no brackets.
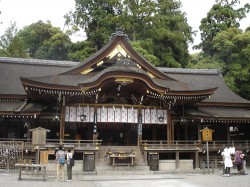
96,146,152,175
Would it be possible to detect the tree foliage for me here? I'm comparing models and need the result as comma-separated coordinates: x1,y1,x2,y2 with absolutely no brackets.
65,0,122,50
190,0,250,100
212,28,250,99
197,0,250,56
191,27,250,100
17,21,72,60
0,21,28,58
188,52,224,71
0,21,18,50
65,0,193,67
67,40,96,62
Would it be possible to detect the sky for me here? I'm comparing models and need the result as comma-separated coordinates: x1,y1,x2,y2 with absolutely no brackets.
0,0,250,53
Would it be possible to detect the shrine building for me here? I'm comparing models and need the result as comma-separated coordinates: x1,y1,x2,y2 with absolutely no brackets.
0,31,250,172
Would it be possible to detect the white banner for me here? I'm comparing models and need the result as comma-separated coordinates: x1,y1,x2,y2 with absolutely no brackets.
115,107,121,122
65,106,167,124
101,106,108,122
121,107,128,122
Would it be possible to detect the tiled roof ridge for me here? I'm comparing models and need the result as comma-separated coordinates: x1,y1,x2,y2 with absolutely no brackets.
158,67,220,75
0,57,79,67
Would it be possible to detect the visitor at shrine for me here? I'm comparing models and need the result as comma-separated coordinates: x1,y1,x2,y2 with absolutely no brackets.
55,145,65,182
221,148,233,177
234,150,243,175
66,149,73,181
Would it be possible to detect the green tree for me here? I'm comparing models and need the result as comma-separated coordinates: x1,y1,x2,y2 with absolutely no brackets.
212,28,250,99
68,40,96,62
122,0,193,68
65,0,122,50
0,21,18,50
188,52,224,70
0,21,28,58
197,0,250,56
246,26,250,32
65,0,193,67
0,13,2,25
18,20,72,60
212,27,241,62
7,36,29,58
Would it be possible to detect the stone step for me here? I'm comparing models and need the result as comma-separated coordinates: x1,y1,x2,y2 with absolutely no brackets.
98,155,145,161
97,170,153,175
96,164,150,171
96,146,149,174
98,146,140,152
97,160,146,164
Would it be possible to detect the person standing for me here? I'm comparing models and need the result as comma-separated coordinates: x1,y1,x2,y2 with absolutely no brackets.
234,150,243,175
242,151,248,175
222,148,233,177
55,145,65,182
66,149,73,181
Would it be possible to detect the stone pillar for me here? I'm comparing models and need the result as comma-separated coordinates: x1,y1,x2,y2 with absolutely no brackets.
176,151,180,170
195,151,200,169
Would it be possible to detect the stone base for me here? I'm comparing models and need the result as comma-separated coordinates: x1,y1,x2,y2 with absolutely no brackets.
159,159,193,171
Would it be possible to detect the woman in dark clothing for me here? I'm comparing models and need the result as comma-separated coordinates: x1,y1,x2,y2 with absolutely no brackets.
66,149,73,181
234,150,243,175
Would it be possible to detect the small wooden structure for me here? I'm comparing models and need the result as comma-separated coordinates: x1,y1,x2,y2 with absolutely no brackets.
29,127,50,164
201,127,214,141
200,127,214,173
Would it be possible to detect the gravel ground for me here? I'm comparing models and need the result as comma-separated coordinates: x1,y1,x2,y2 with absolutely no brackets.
0,168,249,187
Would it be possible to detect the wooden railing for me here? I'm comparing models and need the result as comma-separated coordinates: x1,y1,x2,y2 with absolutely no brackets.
0,138,102,151
140,140,250,152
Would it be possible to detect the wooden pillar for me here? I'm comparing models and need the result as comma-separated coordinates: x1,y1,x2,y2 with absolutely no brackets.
184,123,188,141
171,119,175,141
167,110,173,143
226,124,230,144
138,110,142,146
152,125,157,140
137,124,142,146
93,107,98,140
59,96,66,143
176,121,180,140
138,126,142,146
196,123,201,169
197,123,201,141
3,119,9,138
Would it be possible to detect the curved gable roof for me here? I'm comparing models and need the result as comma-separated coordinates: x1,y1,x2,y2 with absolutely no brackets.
62,31,174,81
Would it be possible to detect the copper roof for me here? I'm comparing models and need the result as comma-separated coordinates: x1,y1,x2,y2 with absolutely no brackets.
160,67,250,105
0,57,77,95
186,107,250,122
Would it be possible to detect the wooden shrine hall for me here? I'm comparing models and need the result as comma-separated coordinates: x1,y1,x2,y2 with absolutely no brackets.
0,31,250,172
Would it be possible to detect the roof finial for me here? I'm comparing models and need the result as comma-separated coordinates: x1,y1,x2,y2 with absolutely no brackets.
109,26,129,41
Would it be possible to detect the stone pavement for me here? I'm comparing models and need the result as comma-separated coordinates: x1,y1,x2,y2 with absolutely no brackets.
0,169,249,187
